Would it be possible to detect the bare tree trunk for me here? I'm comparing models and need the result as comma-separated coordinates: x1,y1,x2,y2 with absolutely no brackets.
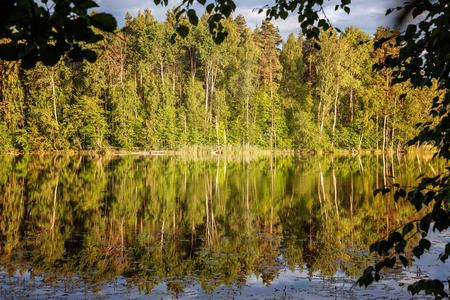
50,70,58,125
160,59,164,86
382,114,387,152
172,66,176,94
318,99,323,133
349,88,354,123
51,177,59,232
332,165,339,220
332,86,340,146
269,63,274,150
215,118,220,149
391,127,395,151
246,96,249,146
189,47,196,80
391,96,397,151
376,114,379,151
119,42,124,86
210,67,217,121
205,65,210,115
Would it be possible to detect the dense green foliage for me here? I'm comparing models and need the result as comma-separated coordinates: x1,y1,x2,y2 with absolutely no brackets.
0,13,437,151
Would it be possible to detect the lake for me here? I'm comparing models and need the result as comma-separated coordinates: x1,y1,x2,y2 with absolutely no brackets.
0,153,448,299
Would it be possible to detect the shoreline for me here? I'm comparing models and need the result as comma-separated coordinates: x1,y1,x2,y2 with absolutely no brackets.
0,145,437,157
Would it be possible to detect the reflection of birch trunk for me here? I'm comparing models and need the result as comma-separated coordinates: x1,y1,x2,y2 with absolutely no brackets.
332,165,340,220
428,163,437,176
382,153,387,186
270,156,274,234
205,187,209,241
358,155,364,172
246,164,249,211
205,177,217,245
120,217,125,255
184,161,187,194
350,176,354,244
350,176,354,218
216,159,220,196
160,218,165,248
223,159,227,179
317,173,323,213
246,163,250,232
319,167,328,221
416,153,422,173
173,210,176,233
308,208,313,248
51,177,59,233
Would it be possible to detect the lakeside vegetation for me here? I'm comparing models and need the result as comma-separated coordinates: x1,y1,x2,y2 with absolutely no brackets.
0,11,440,152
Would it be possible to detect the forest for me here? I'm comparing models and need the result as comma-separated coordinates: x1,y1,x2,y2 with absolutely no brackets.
0,11,439,152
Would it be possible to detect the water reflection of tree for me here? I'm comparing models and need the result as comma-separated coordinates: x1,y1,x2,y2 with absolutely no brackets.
0,154,443,295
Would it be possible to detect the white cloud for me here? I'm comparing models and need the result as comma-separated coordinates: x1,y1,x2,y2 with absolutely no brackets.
97,0,397,38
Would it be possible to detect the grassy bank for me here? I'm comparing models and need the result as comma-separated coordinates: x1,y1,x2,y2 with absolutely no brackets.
0,145,437,159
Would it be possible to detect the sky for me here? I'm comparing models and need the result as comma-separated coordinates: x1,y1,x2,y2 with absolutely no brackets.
96,0,398,38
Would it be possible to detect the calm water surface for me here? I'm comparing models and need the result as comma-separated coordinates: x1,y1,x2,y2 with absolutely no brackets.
0,153,448,299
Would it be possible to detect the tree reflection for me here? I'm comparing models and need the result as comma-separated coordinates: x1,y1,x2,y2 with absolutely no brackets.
0,153,443,295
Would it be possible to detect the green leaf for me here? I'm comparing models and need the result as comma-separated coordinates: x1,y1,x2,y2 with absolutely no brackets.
187,10,199,26
413,245,425,258
395,239,406,253
439,243,450,262
384,257,396,268
90,13,117,32
419,239,431,251
0,43,23,60
408,280,448,297
41,45,61,66
389,232,402,243
206,3,215,14
176,25,189,38
399,255,409,267
78,0,98,9
81,49,97,63
402,222,414,236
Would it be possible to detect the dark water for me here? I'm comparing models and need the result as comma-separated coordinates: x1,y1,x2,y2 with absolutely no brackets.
0,153,448,299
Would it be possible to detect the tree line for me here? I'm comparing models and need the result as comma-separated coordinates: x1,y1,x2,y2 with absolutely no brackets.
0,11,438,151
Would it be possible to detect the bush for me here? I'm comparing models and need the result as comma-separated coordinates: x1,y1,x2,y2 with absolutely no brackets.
13,129,29,151
0,123,12,150
333,126,360,149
